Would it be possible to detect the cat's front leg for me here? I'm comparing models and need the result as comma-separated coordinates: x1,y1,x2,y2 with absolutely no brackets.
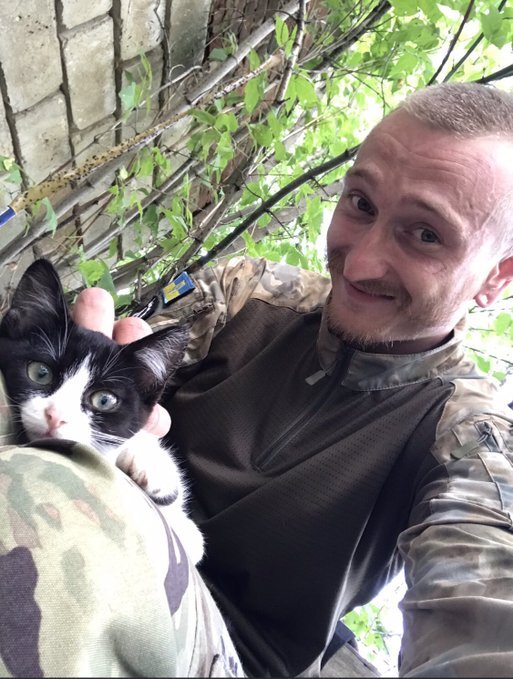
115,430,184,505
114,430,205,564
159,503,205,566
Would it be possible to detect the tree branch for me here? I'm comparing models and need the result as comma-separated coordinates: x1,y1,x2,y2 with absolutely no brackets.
427,0,475,85
275,0,309,104
442,0,508,83
185,144,357,275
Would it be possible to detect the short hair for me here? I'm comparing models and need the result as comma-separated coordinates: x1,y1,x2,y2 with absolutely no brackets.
396,82,513,256
397,81,513,138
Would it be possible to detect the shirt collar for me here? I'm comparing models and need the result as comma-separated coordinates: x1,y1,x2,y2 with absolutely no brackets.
316,306,467,391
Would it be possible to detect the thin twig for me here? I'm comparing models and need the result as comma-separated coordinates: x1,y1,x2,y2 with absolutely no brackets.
428,0,475,85
475,62,513,84
275,0,309,104
442,0,508,82
311,0,391,72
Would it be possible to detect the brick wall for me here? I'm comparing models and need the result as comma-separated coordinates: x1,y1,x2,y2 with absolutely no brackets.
0,0,293,301
0,0,213,293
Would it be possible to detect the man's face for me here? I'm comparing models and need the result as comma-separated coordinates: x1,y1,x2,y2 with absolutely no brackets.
326,110,513,353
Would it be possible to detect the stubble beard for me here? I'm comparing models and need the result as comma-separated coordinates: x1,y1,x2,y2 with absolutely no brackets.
326,250,455,351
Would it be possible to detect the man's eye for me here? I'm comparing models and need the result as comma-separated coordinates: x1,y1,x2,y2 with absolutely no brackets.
27,361,53,386
90,390,119,412
349,194,374,215
412,227,440,244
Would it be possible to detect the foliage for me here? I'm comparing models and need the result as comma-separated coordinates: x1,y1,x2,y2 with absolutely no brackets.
1,0,512,670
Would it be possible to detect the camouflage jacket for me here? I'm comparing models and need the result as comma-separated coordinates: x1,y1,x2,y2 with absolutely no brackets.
150,256,513,677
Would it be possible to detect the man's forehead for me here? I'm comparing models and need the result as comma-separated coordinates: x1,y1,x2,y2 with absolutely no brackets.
360,110,513,172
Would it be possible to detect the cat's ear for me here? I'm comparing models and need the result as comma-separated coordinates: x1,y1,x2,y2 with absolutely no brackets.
127,325,189,401
0,259,69,339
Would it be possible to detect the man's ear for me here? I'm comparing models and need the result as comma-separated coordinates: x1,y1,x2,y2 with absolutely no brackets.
474,256,513,308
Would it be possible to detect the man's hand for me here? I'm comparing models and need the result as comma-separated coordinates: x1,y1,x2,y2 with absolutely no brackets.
72,287,171,438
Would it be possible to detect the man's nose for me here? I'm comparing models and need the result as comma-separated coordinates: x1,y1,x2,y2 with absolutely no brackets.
45,404,66,430
343,223,391,282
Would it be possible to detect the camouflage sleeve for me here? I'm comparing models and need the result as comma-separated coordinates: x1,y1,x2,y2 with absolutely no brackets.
0,374,16,446
397,379,513,676
149,255,330,366
0,441,244,677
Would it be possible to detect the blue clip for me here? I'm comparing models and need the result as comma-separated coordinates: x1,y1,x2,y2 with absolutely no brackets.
160,272,195,305
0,206,16,227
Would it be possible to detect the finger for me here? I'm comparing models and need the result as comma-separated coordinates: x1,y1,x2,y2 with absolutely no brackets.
72,288,115,337
144,404,171,437
113,316,153,344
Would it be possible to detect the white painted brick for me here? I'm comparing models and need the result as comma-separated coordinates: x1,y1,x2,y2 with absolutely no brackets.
0,1,62,113
61,0,112,29
120,0,166,61
72,116,117,165
82,211,120,257
0,248,35,304
169,0,210,75
15,94,71,185
0,212,29,251
63,17,116,130
0,101,13,158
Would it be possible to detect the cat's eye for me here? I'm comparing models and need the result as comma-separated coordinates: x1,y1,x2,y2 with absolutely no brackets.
27,361,53,386
90,390,119,412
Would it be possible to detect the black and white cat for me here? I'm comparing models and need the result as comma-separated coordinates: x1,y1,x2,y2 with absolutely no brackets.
0,258,204,564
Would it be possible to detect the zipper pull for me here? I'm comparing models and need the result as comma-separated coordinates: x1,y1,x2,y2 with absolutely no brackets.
305,369,327,385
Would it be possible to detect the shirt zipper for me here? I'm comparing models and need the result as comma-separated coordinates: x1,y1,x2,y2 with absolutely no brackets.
253,348,355,470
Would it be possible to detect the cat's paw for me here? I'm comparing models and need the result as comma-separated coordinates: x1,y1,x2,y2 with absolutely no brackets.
115,431,182,504
161,504,205,565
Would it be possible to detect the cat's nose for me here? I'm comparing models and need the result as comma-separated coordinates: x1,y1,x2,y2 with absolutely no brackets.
45,405,66,430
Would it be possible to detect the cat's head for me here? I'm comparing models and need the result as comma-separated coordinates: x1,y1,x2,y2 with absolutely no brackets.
0,259,188,452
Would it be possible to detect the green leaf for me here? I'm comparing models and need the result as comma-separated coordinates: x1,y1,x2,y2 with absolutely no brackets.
119,80,140,113
294,74,319,108
41,198,58,235
390,51,419,77
251,124,273,147
215,112,238,132
192,109,217,126
135,150,155,178
96,267,117,296
79,259,107,287
0,155,22,184
275,16,290,48
417,0,443,21
390,0,421,16
480,7,502,43
475,353,491,374
244,77,261,114
143,203,160,236
274,140,288,162
284,76,297,112
284,25,297,59
210,47,228,62
108,238,118,258
248,48,261,71
494,312,512,335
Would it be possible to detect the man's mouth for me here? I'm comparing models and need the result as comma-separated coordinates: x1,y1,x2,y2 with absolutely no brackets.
350,281,396,299
343,278,397,303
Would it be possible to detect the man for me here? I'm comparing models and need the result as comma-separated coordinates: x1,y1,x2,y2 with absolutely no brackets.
1,81,513,677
